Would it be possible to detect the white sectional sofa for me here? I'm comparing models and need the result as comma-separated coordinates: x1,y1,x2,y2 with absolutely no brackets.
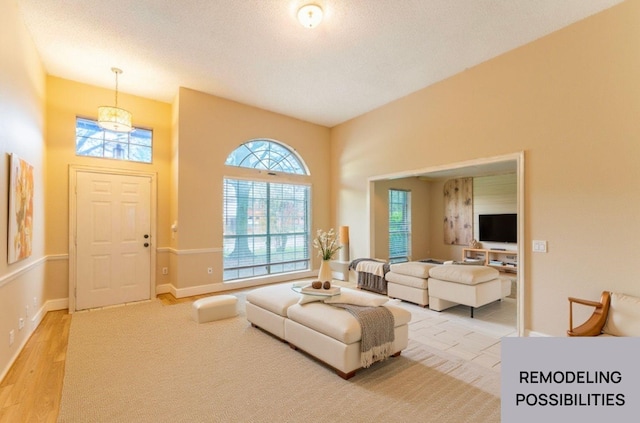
245,283,411,379
386,262,511,317
386,261,436,307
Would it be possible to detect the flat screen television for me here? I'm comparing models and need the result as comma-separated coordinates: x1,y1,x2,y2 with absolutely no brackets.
478,214,517,243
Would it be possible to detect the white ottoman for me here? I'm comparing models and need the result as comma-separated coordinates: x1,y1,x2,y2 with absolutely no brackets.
192,295,238,323
285,300,411,379
427,265,502,317
246,283,301,339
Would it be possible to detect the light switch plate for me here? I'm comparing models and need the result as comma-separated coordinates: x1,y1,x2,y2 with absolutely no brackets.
532,240,547,253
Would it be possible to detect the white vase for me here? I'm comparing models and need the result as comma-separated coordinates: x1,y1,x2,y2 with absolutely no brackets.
318,259,333,282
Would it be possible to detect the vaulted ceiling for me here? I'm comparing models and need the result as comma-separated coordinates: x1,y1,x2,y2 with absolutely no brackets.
17,0,623,127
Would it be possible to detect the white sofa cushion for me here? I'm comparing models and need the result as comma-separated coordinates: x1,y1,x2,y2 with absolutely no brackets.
389,262,437,278
428,264,499,285
287,302,411,344
603,292,640,337
386,272,429,289
246,284,300,316
288,302,362,344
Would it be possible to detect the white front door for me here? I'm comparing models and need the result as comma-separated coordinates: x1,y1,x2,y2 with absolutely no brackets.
75,171,152,310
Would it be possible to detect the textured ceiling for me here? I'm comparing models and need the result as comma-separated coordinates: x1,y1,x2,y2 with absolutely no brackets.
17,0,623,127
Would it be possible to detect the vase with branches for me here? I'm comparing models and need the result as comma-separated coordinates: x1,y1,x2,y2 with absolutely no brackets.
313,228,342,281
313,228,342,260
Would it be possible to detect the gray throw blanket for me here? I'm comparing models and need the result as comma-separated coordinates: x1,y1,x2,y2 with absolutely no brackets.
348,258,390,274
329,303,395,368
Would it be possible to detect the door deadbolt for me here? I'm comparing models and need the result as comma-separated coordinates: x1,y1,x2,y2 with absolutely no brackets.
144,234,149,239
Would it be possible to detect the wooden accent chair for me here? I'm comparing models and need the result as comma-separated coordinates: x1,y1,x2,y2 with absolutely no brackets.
567,291,610,336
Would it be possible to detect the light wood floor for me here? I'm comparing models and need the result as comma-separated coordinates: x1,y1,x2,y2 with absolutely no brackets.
0,293,201,422
0,309,70,423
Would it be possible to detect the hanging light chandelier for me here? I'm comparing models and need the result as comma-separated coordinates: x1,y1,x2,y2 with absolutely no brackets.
98,67,133,133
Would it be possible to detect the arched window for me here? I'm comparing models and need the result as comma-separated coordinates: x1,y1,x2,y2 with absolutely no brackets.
225,139,308,175
223,140,310,281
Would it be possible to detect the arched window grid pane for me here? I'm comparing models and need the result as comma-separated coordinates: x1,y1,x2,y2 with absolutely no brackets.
226,139,307,175
269,154,294,172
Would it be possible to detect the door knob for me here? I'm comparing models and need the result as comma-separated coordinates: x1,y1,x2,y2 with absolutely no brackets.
144,242,149,247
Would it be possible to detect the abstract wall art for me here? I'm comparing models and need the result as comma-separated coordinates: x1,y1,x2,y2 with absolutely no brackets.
8,153,34,264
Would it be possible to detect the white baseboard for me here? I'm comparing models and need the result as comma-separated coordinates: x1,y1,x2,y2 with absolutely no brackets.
2,297,68,384
31,297,69,324
158,270,316,298
155,283,172,295
1,330,32,383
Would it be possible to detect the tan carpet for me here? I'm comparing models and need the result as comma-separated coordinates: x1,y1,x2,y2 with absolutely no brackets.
58,299,500,422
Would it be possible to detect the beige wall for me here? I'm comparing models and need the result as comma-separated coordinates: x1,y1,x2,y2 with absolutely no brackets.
0,0,47,379
171,88,331,292
372,178,431,260
331,1,640,336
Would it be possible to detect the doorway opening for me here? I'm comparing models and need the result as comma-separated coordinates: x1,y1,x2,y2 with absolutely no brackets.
368,152,525,335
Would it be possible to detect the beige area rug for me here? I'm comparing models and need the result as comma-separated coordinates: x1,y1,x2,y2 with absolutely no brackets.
58,299,500,422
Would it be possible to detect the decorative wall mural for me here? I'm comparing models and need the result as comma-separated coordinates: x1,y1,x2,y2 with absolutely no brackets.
8,153,34,264
443,178,473,246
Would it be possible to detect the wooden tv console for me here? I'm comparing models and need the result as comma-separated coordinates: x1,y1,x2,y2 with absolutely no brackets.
462,248,518,274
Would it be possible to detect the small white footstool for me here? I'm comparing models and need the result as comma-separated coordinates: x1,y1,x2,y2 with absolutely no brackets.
192,295,238,323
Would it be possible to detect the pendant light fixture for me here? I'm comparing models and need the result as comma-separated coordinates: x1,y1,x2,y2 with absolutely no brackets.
297,4,323,28
98,67,133,133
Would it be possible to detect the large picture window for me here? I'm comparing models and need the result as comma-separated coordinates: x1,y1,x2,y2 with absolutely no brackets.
224,139,311,281
223,179,310,281
389,189,411,263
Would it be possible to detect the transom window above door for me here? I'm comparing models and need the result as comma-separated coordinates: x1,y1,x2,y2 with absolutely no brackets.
75,117,153,163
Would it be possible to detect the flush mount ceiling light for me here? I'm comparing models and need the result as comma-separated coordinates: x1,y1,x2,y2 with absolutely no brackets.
297,4,323,28
98,67,133,133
